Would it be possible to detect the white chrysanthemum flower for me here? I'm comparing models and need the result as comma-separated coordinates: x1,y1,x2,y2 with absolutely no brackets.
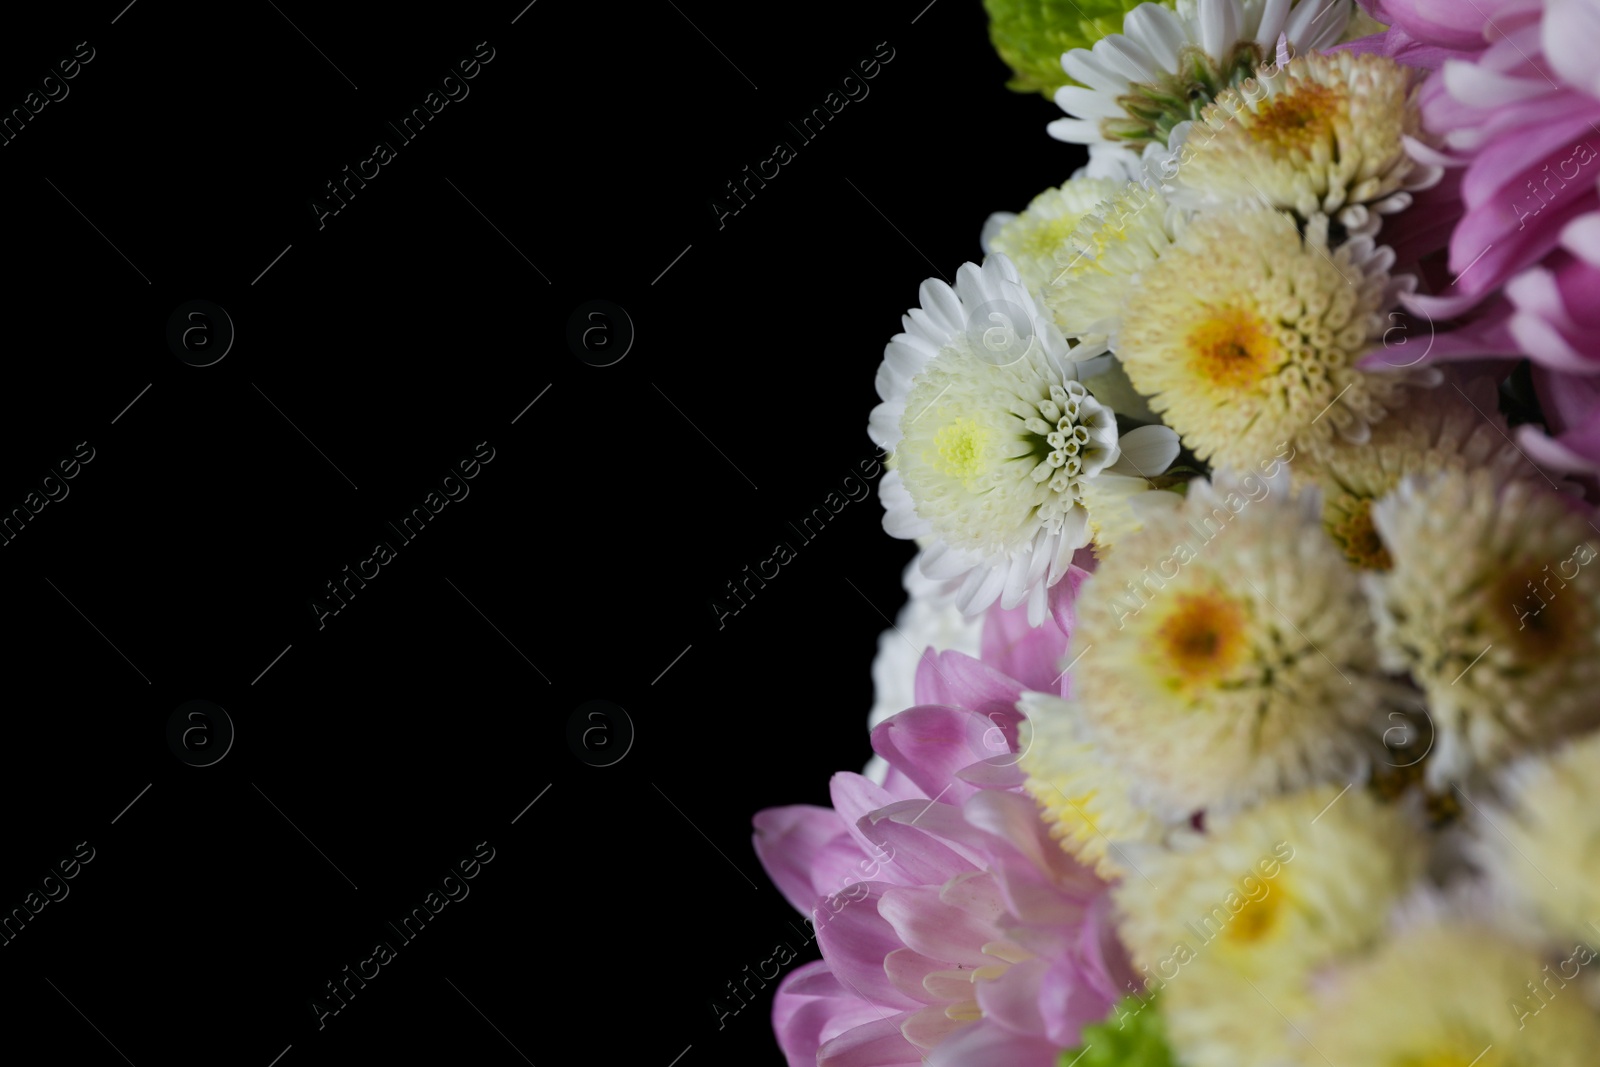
1472,733,1600,946
1017,691,1164,879
1367,469,1600,787
1297,921,1600,1067
1113,784,1420,974
870,254,1181,623
862,555,986,783
1070,469,1381,819
1117,785,1421,1067
1117,207,1420,469
979,177,1121,296
1041,183,1189,358
1170,50,1442,235
1048,0,1353,154
1296,378,1544,569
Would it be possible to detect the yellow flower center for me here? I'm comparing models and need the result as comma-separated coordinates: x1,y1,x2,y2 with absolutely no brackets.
933,418,992,490
1492,563,1582,661
1184,306,1280,391
1328,495,1392,570
1224,885,1286,945
1152,590,1249,687
1249,81,1341,157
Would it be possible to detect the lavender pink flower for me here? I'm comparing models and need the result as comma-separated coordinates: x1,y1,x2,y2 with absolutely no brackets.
753,574,1131,1067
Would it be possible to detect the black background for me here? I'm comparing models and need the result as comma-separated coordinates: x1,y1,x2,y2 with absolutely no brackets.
0,2,1086,1064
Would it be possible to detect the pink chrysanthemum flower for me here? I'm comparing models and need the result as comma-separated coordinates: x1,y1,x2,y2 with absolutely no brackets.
754,638,1132,1067
1358,0,1600,472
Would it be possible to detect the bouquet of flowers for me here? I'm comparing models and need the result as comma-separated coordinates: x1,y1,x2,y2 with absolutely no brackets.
752,2,1600,1064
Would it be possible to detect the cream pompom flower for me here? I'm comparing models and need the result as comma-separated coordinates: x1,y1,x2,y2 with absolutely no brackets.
1472,732,1600,948
1042,182,1188,359
869,254,1180,623
1116,207,1420,470
1048,0,1353,156
1115,785,1422,1067
1068,469,1382,820
1297,378,1543,570
1170,49,1441,235
1296,921,1600,1067
1367,469,1600,787
980,176,1121,296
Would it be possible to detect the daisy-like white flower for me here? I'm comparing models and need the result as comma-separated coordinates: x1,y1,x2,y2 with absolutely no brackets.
1367,469,1600,787
1295,377,1541,570
1170,50,1441,234
870,254,1180,624
1048,0,1353,160
980,177,1122,296
1297,921,1600,1067
1041,182,1188,358
1116,207,1419,469
1115,785,1422,1067
1068,469,1382,820
1018,691,1164,880
1472,732,1600,947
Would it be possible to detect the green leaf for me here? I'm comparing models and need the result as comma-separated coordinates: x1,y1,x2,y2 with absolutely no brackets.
1057,993,1179,1067
983,0,1156,98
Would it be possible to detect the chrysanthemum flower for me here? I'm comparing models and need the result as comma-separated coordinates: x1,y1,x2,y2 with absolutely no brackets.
1069,470,1383,819
981,178,1121,296
1171,50,1441,234
1116,207,1418,469
1113,784,1419,975
755,694,1135,1066
1471,731,1600,947
1367,468,1600,786
1018,691,1164,880
1115,785,1422,1067
1296,921,1600,1067
1042,183,1188,358
1048,0,1354,175
870,254,1180,623
1296,376,1541,569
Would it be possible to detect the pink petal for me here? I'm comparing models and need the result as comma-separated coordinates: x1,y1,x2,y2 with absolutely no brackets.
754,805,873,915
773,963,891,1067
925,1019,1062,1067
913,649,1028,721
871,704,1009,803
817,1013,924,1067
973,958,1051,1037
813,882,924,1011
878,885,998,967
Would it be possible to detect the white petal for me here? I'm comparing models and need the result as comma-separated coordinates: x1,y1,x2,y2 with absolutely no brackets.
1123,3,1189,70
1092,33,1162,83
1254,0,1292,49
980,212,1015,255
1048,509,1091,582
1106,424,1181,476
1054,85,1128,121
1198,0,1241,64
999,551,1034,610
1062,49,1132,94
1047,117,1102,144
